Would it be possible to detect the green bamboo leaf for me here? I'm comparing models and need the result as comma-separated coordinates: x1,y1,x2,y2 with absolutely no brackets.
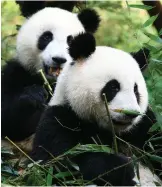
146,153,162,163
159,28,162,36
113,109,142,116
151,59,162,64
142,15,158,28
64,144,112,156
149,122,161,132
129,4,154,10
143,43,157,52
55,171,77,179
46,166,53,186
150,136,162,142
144,32,162,44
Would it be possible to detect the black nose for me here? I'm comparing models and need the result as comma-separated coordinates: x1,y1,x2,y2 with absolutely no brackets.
52,57,67,64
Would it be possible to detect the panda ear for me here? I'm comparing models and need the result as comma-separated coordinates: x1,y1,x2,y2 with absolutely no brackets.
131,48,150,71
16,1,76,18
68,33,96,61
16,1,45,17
78,9,100,33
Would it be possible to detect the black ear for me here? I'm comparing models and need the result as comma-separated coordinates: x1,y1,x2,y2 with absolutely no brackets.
68,33,96,61
16,1,45,17
131,48,150,71
16,1,77,18
78,9,100,33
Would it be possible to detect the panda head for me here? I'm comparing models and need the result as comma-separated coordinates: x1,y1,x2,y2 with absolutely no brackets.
50,33,149,133
16,8,100,79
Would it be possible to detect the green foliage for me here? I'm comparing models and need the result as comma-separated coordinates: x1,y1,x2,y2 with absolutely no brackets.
1,1,24,65
87,1,156,51
1,1,162,185
142,14,158,28
128,4,155,10
46,166,53,186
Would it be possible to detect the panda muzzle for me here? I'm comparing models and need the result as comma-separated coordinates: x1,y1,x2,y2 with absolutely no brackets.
44,64,62,78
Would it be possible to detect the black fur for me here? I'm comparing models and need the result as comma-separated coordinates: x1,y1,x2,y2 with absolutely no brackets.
101,79,120,102
75,153,136,186
134,83,140,104
37,31,53,51
1,59,51,141
78,9,100,33
68,33,96,61
121,107,157,148
31,104,157,185
131,48,150,71
121,108,162,179
31,105,81,161
16,1,45,18
16,1,77,17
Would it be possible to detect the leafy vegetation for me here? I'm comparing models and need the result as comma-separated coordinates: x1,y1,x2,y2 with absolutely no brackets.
1,1,162,186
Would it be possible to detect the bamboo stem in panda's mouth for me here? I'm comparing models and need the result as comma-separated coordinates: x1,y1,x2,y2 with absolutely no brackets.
38,69,53,97
103,93,118,154
112,109,142,116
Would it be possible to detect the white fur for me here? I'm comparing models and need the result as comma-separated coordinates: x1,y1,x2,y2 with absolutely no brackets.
50,46,148,132
16,8,85,71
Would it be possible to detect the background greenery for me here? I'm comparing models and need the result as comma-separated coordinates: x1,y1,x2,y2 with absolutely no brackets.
1,0,162,185
2,0,162,130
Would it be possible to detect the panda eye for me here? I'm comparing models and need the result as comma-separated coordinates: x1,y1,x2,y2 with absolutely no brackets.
101,79,120,102
67,35,73,45
37,31,53,50
43,33,52,41
134,83,138,93
110,83,120,92
134,83,140,103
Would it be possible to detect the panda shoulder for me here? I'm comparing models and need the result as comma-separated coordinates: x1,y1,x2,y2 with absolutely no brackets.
40,105,81,130
1,59,42,93
2,59,27,85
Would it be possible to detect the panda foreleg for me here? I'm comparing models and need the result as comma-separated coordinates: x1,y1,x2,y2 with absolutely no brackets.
31,105,81,162
121,107,157,149
2,85,47,141
74,152,136,186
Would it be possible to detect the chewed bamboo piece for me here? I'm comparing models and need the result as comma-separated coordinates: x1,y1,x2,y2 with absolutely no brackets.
38,69,53,97
112,109,143,116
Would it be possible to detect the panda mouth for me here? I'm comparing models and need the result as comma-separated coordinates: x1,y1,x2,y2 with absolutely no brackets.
112,119,131,127
44,64,62,78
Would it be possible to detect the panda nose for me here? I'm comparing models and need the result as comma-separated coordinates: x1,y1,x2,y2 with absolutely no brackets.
52,57,67,64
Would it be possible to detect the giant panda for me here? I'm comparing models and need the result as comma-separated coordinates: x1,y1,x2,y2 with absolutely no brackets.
30,32,161,186
1,7,100,149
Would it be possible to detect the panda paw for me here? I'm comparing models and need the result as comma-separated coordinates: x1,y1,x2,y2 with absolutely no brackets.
19,85,48,108
23,85,48,102
105,154,136,186
76,152,136,186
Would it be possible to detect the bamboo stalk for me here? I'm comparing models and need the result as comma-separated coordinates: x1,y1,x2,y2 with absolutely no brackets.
5,136,65,185
38,69,53,97
5,136,36,163
102,93,118,154
112,109,142,116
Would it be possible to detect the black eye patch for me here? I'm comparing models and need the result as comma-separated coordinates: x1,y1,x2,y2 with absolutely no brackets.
37,31,53,50
101,79,120,102
134,83,140,104
67,35,73,46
